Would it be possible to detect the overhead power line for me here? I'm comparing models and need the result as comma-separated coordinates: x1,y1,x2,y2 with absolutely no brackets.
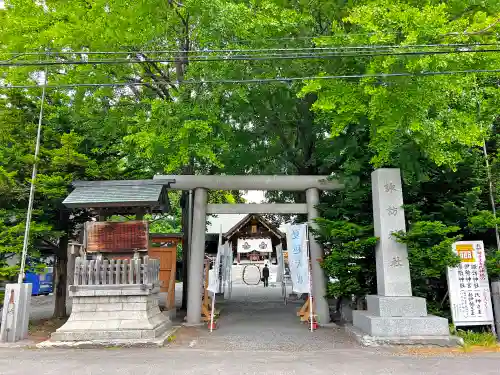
1,47,500,67
2,68,500,90
2,42,499,57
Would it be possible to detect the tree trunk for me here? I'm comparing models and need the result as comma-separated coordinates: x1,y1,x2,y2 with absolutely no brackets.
53,234,68,318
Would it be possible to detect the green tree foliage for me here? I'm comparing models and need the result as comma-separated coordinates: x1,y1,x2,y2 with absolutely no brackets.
1,0,500,321
315,219,377,301
301,0,500,168
316,218,464,317
393,221,461,317
0,89,133,315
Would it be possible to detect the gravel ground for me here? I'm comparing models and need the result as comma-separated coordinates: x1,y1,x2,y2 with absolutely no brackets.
172,284,357,351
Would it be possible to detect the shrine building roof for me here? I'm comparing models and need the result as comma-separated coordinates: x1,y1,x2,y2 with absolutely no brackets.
63,179,174,213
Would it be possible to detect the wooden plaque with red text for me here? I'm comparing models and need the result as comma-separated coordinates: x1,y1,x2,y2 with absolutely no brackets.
86,221,149,253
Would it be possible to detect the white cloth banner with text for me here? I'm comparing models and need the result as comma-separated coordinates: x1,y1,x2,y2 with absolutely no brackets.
286,224,310,294
237,238,273,253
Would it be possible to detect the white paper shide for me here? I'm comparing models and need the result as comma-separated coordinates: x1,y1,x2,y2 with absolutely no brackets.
208,243,223,294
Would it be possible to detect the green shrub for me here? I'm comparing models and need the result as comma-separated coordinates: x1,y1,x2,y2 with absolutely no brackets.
316,219,462,318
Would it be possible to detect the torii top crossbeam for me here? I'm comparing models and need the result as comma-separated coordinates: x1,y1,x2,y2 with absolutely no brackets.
153,175,343,191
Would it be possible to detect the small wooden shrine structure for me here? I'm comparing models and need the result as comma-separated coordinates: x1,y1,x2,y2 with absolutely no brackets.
223,214,285,263
63,179,178,313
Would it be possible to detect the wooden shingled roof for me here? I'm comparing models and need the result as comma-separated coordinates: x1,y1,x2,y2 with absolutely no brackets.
63,179,174,213
224,213,285,240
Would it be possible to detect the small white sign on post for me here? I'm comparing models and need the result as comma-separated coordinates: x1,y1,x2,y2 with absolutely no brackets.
447,241,495,329
207,242,224,332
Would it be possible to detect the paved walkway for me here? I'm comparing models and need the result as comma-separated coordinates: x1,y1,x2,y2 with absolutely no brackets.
172,284,356,351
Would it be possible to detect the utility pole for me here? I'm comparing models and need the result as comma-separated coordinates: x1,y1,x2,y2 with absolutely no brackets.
18,66,48,283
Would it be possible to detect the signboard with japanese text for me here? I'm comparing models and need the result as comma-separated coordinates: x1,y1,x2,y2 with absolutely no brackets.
286,224,310,294
447,241,494,327
85,221,149,253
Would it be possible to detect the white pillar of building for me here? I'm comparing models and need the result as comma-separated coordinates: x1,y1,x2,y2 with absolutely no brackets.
185,188,208,325
306,187,329,325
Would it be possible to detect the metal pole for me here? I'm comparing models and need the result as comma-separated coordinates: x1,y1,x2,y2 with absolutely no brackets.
477,98,500,251
491,281,500,339
17,67,48,284
482,140,500,251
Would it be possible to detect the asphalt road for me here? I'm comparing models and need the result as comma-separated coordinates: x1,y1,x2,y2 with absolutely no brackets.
1,348,499,375
3,275,498,374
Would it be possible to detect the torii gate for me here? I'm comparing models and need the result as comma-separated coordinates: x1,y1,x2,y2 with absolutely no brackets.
62,170,453,344
154,175,343,325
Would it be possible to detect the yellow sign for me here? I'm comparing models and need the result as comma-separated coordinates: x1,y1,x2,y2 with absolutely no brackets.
456,244,475,262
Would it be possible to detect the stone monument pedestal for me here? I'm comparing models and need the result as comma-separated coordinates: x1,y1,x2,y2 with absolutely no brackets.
39,257,176,348
350,295,456,346
349,169,459,346
41,284,174,348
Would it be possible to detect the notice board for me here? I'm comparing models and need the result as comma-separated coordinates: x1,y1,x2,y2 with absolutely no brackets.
86,220,149,253
447,241,494,327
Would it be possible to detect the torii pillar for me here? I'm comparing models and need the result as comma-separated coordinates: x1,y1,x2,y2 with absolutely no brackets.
306,188,329,325
185,188,208,325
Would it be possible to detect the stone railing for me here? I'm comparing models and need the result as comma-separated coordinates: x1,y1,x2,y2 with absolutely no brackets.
73,257,160,287
47,256,171,346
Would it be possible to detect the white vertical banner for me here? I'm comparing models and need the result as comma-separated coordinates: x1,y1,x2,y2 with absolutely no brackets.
217,226,224,294
225,242,233,300
223,242,232,283
447,241,494,327
286,224,310,294
276,244,284,283
276,243,287,303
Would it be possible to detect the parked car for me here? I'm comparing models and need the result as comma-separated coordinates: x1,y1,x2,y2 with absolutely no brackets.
24,267,54,296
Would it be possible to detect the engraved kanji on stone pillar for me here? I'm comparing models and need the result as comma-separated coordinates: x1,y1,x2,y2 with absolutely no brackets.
372,168,412,297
